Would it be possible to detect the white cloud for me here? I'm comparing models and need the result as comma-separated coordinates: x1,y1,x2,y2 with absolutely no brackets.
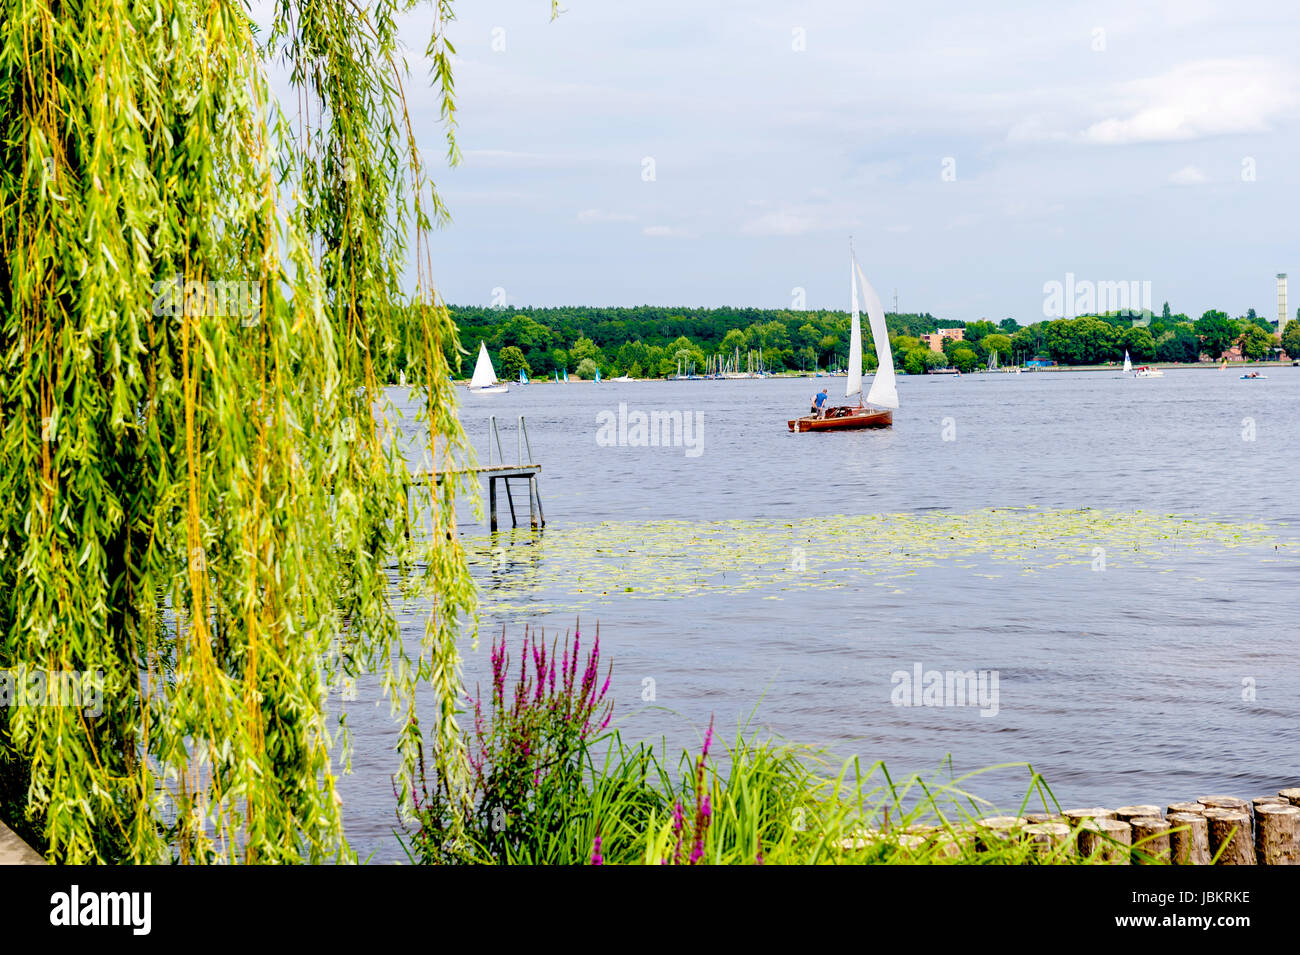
1168,165,1207,185
642,225,691,238
739,202,858,237
1081,58,1299,145
577,209,636,224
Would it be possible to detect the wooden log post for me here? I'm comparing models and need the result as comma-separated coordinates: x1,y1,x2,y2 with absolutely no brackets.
1115,805,1162,823
1278,788,1300,808
1024,822,1073,860
1025,812,1063,824
974,816,1026,853
1062,807,1117,825
488,476,498,531
1254,804,1300,865
1078,818,1131,864
1129,817,1172,864
1167,812,1211,865
1204,809,1256,865
1198,795,1250,811
1167,801,1205,816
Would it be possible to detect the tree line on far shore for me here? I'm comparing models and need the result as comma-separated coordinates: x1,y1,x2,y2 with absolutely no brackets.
422,303,1300,381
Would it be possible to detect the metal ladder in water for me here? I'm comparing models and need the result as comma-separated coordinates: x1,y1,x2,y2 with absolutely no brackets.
487,415,545,531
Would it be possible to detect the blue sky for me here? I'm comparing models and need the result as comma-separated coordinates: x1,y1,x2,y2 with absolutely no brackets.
357,2,1298,321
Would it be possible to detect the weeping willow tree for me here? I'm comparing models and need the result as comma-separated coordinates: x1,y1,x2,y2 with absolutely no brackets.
0,0,482,862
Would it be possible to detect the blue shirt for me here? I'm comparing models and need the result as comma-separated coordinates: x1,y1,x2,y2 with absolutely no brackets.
814,392,828,407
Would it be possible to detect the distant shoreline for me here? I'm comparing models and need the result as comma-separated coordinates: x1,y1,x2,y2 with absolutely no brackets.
452,359,1296,384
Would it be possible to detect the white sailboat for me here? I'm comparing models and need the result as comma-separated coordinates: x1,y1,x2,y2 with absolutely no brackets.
789,242,896,431
1123,350,1132,373
467,341,509,394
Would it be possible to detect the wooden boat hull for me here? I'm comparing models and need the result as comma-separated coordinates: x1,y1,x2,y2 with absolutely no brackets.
788,407,893,432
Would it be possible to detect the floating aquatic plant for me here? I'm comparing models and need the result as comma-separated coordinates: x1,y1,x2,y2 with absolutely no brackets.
463,508,1294,613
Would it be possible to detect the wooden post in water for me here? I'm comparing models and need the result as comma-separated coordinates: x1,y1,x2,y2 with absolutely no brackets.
1024,822,1072,859
1167,812,1210,865
1198,795,1250,812
1025,812,1063,824
489,475,498,531
1078,818,1131,863
1204,809,1255,864
974,816,1026,853
1254,804,1300,865
1062,807,1117,824
1130,817,1172,864
1115,805,1162,823
1277,787,1300,808
1167,801,1205,816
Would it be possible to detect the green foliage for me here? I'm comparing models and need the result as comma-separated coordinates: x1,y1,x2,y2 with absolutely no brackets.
903,348,929,375
0,0,474,862
950,347,979,373
1042,316,1121,364
1156,325,1200,363
1281,320,1300,359
497,346,530,380
1195,311,1238,360
575,358,600,379
923,349,950,371
1237,323,1273,361
1121,326,1156,362
398,627,1158,866
982,333,1013,360
401,628,613,864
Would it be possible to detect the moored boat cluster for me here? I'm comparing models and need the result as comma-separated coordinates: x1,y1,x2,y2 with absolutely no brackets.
846,788,1300,864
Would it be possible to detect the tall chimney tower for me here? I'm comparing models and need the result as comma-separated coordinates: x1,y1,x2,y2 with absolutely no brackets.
1278,273,1289,336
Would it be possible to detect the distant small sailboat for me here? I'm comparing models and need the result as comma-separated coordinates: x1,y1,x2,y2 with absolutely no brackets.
789,242,896,432
595,367,601,384
563,367,569,383
1123,351,1132,373
519,368,529,386
467,341,509,394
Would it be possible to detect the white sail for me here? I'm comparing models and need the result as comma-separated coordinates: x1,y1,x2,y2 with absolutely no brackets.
470,341,497,388
856,260,899,409
846,258,863,398
1123,350,1132,373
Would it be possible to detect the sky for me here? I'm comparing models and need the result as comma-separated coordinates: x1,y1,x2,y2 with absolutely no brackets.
305,1,1300,322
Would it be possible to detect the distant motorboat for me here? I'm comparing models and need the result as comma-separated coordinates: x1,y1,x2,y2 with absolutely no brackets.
1240,372,1267,379
468,341,509,394
609,374,632,382
1134,365,1163,378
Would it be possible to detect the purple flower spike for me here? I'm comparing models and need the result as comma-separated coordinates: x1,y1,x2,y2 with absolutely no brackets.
590,835,603,865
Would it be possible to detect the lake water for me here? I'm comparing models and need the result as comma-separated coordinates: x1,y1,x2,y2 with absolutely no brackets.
340,368,1300,860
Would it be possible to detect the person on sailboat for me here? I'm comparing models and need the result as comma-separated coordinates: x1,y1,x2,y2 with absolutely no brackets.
811,388,829,417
